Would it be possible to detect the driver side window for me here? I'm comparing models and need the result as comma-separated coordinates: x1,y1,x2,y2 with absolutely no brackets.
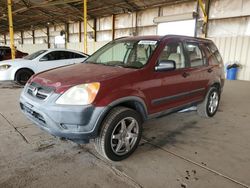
158,42,185,69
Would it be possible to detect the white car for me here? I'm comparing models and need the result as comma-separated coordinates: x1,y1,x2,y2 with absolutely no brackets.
0,49,88,85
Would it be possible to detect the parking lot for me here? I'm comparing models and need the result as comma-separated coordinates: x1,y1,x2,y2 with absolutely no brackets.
1,80,249,188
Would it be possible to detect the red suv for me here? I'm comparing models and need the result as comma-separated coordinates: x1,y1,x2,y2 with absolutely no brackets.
20,35,225,161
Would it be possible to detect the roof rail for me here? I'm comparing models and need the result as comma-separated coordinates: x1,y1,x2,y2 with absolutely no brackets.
160,35,170,41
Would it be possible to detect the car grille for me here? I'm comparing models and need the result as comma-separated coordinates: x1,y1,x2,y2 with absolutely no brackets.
20,103,46,125
27,82,54,100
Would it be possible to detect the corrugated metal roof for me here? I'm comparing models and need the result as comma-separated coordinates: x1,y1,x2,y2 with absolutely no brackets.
0,0,194,34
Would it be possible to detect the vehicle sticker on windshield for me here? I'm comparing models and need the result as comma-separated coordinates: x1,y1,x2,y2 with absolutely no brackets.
138,40,157,45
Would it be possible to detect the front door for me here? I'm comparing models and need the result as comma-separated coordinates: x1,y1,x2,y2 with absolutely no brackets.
148,39,195,114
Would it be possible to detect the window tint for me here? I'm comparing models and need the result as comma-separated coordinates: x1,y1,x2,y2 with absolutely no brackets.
61,51,85,59
42,51,58,61
206,43,222,64
24,50,47,60
73,53,86,58
57,51,72,59
186,43,204,67
158,42,185,69
41,51,74,61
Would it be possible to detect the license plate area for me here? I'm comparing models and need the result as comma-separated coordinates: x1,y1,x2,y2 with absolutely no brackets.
20,103,46,125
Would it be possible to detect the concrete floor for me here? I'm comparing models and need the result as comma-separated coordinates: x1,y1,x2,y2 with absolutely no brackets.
0,81,250,188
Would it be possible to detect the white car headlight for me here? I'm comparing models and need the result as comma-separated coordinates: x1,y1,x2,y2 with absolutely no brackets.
56,82,100,105
0,64,11,71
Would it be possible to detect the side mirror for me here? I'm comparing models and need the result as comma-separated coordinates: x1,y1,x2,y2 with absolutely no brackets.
155,60,176,71
39,56,49,61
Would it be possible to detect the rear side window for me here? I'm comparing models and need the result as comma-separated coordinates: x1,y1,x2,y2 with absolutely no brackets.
185,43,205,67
61,51,86,59
73,53,86,58
206,43,223,64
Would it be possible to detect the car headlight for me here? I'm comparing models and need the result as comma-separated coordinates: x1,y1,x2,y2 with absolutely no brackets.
0,64,11,71
56,82,100,105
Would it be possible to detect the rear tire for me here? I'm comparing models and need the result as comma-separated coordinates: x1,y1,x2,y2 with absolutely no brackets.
94,107,142,161
197,87,220,118
15,69,34,85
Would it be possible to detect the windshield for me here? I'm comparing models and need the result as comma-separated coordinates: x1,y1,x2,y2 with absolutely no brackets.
23,50,47,60
86,40,158,69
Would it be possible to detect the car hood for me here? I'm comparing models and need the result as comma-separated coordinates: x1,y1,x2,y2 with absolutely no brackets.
31,63,137,93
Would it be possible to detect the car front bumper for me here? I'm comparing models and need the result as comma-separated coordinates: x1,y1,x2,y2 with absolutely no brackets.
0,69,13,81
20,86,106,143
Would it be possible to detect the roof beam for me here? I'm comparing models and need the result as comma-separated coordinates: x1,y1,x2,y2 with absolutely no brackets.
21,0,31,8
0,0,82,19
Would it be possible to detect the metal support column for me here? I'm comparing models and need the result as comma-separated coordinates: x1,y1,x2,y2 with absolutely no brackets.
198,0,208,23
204,0,211,37
112,14,115,40
7,0,15,59
93,18,97,42
47,26,50,48
20,31,24,44
4,34,7,45
197,0,209,37
66,23,69,43
194,0,199,37
32,30,35,44
135,11,138,36
83,0,87,53
65,23,69,49
79,21,82,42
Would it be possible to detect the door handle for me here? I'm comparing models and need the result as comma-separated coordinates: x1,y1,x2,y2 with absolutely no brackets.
208,68,213,73
182,72,190,78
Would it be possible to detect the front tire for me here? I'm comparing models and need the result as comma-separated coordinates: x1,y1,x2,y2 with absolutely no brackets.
15,69,34,85
94,107,142,161
197,87,220,118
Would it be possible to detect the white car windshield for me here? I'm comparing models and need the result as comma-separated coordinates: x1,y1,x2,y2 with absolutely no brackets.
85,40,158,69
23,50,47,60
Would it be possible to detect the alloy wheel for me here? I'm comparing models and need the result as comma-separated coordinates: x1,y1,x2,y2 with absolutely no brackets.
208,91,219,114
110,117,139,156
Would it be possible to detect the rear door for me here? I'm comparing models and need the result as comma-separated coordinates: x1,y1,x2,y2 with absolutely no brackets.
182,41,210,101
148,38,197,114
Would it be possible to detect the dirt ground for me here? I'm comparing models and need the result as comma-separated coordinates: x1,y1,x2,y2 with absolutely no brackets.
0,81,250,188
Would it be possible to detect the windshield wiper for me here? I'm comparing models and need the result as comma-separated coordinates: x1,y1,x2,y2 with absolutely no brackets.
85,62,108,66
119,65,140,69
85,61,99,64
85,61,139,69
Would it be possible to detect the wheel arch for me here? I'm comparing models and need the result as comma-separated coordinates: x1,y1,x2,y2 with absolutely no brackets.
14,67,35,81
210,82,221,94
108,97,148,120
94,97,148,135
